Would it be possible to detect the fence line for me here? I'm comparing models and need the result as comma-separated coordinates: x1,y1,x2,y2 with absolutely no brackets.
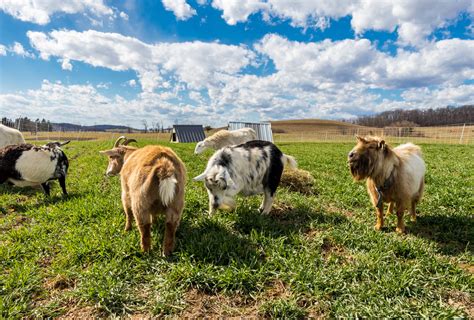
273,124,474,144
20,124,474,145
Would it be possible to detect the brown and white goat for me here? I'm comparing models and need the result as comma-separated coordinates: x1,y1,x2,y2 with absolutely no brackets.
100,136,186,255
348,136,425,233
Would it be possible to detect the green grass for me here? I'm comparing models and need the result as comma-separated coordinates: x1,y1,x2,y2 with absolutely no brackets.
0,141,472,318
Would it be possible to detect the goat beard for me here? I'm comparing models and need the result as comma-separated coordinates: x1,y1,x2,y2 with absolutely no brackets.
349,155,372,181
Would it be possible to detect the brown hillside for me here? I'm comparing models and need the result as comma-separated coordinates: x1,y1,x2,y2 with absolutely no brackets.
270,119,367,133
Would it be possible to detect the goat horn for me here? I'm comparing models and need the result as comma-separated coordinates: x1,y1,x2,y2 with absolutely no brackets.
114,136,126,148
123,138,137,146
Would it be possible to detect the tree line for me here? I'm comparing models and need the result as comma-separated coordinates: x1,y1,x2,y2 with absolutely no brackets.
1,117,53,132
354,105,473,127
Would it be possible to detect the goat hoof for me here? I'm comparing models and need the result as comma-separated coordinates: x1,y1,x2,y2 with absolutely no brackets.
374,224,383,231
395,227,405,234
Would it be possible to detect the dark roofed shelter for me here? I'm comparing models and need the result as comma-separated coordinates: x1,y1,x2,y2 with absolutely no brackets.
170,125,206,143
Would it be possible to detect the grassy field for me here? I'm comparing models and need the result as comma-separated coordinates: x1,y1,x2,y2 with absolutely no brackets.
0,140,472,318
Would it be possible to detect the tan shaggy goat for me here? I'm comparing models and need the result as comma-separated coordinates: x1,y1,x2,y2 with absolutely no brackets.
348,135,425,233
100,136,186,255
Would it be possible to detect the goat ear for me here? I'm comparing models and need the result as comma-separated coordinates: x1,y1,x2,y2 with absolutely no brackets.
60,140,71,146
99,149,118,157
222,170,235,189
226,175,235,189
378,140,385,149
193,172,207,181
355,135,366,143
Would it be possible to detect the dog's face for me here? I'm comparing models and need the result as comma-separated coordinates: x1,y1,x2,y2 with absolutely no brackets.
348,135,386,180
194,167,235,209
99,148,125,176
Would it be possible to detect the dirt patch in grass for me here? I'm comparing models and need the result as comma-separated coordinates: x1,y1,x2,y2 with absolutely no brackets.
445,290,473,318
181,280,294,318
56,305,103,319
0,214,31,231
44,275,76,291
458,263,474,275
182,288,256,318
324,203,354,218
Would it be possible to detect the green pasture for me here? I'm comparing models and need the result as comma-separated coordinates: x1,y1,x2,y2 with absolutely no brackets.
0,140,472,318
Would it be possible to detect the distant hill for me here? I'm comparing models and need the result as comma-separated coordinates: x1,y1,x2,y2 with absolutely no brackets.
270,119,366,133
52,123,137,132
355,105,473,127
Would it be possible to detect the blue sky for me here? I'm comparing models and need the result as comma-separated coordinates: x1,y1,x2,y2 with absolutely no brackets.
0,0,473,128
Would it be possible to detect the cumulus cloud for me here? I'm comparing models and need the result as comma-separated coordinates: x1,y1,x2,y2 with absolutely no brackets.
27,29,255,92
10,29,474,125
59,58,73,70
0,0,114,25
255,34,474,89
0,80,227,127
127,79,137,87
119,11,129,20
0,44,6,56
209,0,473,45
10,42,35,58
162,0,196,20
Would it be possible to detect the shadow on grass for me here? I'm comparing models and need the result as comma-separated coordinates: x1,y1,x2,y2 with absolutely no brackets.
410,215,473,256
234,204,348,237
0,186,85,214
168,203,349,267
174,218,262,266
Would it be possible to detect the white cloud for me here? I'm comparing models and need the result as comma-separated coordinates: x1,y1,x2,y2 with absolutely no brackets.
96,82,110,89
27,29,255,92
0,0,114,25
127,79,137,87
162,0,196,20
59,58,73,70
0,80,226,127
209,0,473,45
10,42,35,58
0,44,6,56
351,0,473,46
119,11,129,20
211,0,268,25
11,30,474,125
255,34,474,89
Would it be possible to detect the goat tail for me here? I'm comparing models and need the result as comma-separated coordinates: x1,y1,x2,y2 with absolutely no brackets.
153,157,178,206
282,154,297,169
159,175,177,206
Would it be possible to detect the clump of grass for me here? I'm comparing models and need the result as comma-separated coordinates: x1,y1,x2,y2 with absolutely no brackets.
280,168,316,195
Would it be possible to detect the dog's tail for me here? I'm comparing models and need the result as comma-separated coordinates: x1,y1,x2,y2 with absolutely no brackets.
282,154,297,169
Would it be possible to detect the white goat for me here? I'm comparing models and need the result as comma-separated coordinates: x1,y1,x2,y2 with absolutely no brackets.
0,124,25,148
194,127,257,154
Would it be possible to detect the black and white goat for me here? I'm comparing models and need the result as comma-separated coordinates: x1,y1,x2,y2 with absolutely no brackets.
194,140,297,214
0,141,70,196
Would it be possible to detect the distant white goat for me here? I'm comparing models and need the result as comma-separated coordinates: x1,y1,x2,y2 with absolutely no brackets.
0,124,25,148
194,128,257,154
